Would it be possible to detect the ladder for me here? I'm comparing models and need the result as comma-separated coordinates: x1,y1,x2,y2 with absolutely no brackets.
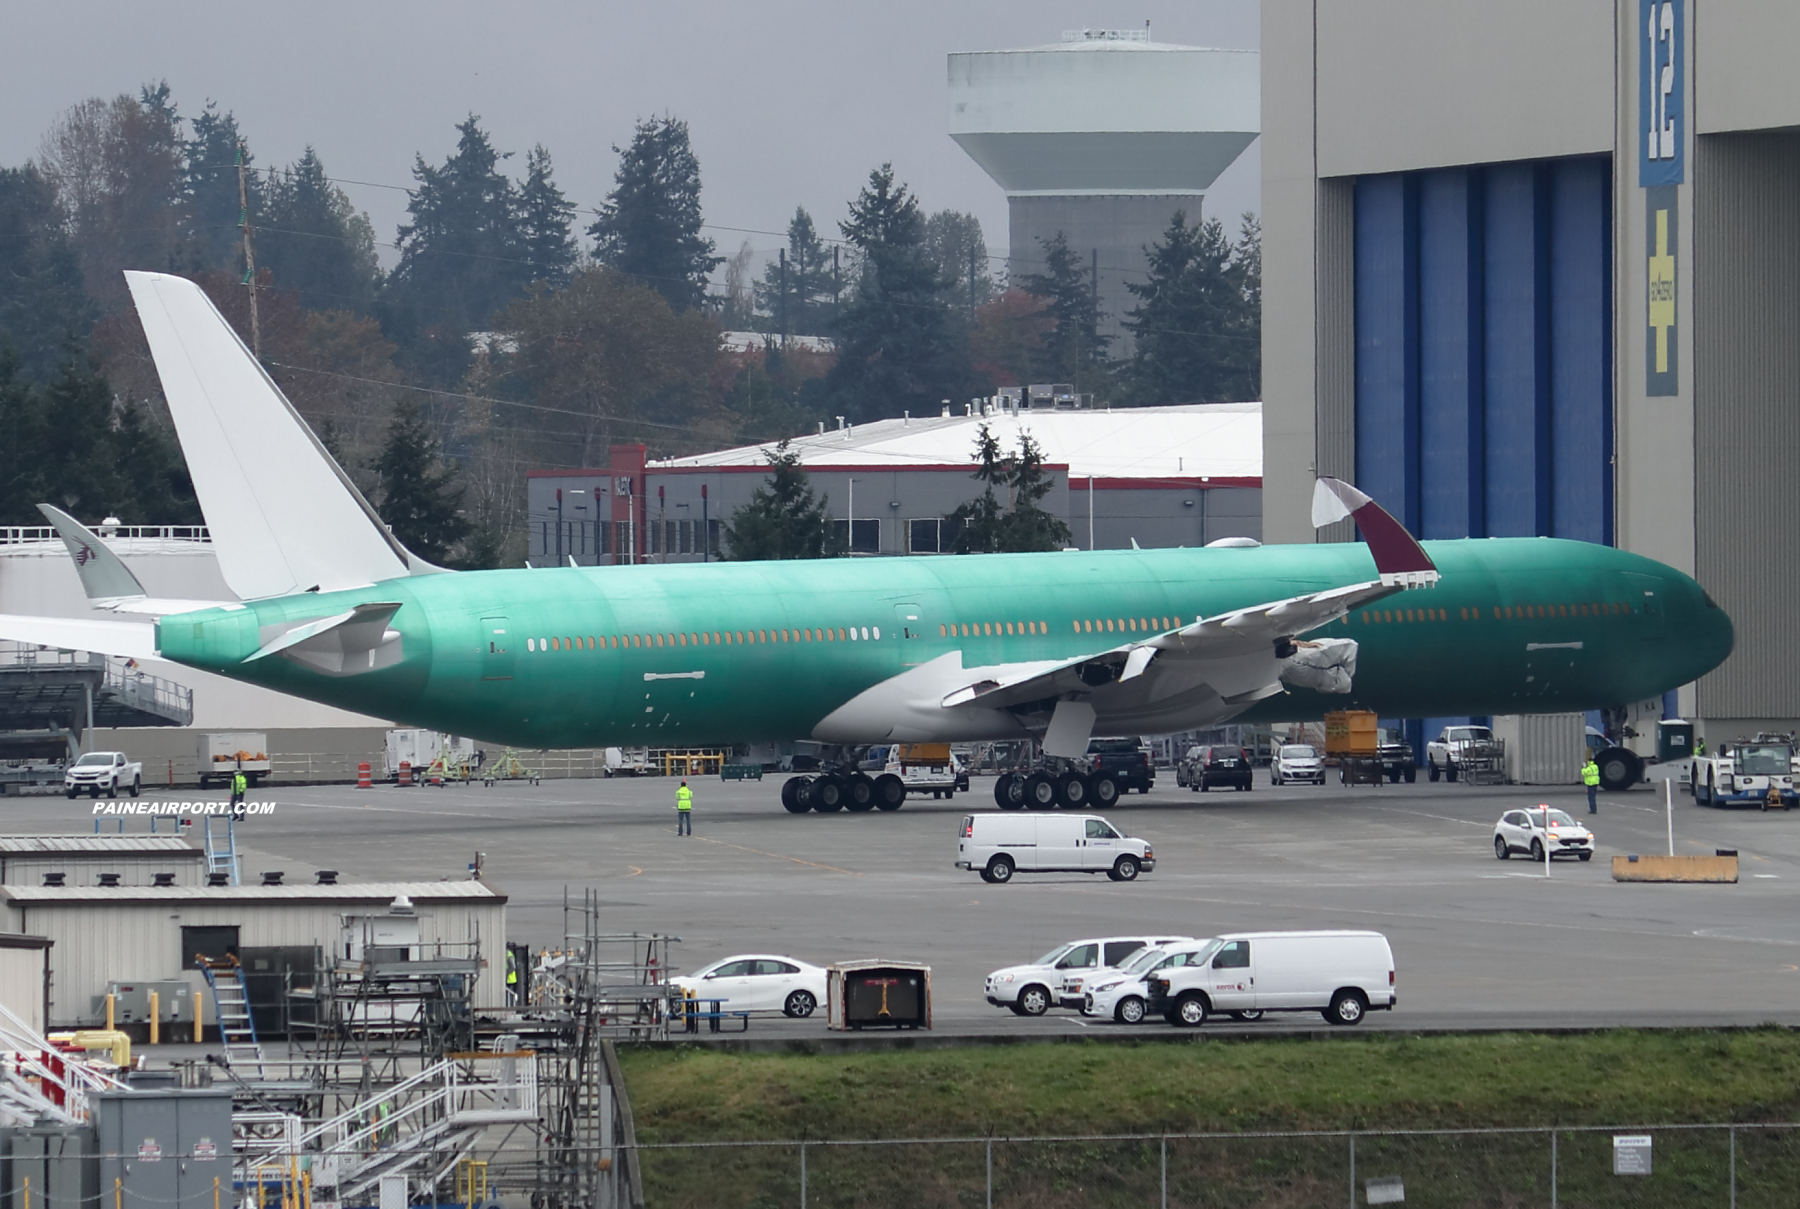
199,957,265,1079
202,815,239,884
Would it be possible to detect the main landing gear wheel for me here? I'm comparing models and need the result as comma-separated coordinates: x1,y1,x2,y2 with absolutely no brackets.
1597,746,1644,792
874,773,906,811
1090,773,1120,807
995,774,1026,810
1056,773,1089,809
812,776,847,812
845,773,877,812
780,777,810,814
1024,772,1057,810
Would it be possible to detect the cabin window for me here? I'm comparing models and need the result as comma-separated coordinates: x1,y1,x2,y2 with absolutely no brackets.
941,624,948,637
848,628,858,642
871,627,879,639
838,628,847,641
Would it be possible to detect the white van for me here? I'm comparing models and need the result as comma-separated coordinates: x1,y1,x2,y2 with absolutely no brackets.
1145,931,1396,1027
984,935,1190,1016
956,813,1155,883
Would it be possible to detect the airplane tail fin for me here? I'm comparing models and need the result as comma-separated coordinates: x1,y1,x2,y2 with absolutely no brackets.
124,271,446,600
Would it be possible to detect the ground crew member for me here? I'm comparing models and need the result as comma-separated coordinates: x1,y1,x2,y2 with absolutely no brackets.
230,769,249,819
506,948,519,1004
1582,752,1600,814
676,779,693,836
1695,735,1708,758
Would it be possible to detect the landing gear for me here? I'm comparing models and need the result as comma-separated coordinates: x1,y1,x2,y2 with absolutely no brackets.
1596,746,1644,792
813,776,847,812
1056,772,1090,809
780,777,811,814
1090,773,1120,808
845,773,877,812
1024,772,1058,810
874,773,906,811
995,773,1026,810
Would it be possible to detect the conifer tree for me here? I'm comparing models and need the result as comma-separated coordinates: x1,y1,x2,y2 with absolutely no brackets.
515,145,577,286
945,426,1070,553
754,208,836,335
182,100,259,274
390,116,527,332
1122,211,1261,405
1019,231,1110,387
0,166,96,383
723,440,838,560
589,116,719,311
262,147,381,312
373,399,469,564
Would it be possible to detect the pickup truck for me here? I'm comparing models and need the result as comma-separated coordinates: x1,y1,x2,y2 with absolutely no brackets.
65,751,142,799
1374,728,1419,784
1087,738,1155,795
1425,725,1494,782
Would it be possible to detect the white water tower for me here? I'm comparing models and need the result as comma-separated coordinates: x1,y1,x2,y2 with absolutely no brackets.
949,29,1260,349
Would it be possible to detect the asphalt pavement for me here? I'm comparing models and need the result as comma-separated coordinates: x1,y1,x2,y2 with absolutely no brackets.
7,770,1796,1038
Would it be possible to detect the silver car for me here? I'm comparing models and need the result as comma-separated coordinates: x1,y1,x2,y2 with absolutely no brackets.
1271,743,1325,785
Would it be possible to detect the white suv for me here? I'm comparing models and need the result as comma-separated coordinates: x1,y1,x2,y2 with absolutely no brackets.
985,935,1189,1016
1084,941,1217,1024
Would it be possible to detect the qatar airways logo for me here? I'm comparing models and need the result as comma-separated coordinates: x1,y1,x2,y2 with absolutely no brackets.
74,542,95,567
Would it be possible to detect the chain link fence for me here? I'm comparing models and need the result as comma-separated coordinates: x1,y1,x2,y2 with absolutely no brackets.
627,1122,1800,1208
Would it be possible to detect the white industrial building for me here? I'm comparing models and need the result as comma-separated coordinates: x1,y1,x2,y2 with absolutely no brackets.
0,835,206,888
1261,0,1800,742
948,29,1259,346
527,401,1263,563
0,879,508,1028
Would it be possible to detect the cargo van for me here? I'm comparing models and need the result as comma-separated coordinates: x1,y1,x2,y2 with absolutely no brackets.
1144,930,1395,1026
956,813,1155,883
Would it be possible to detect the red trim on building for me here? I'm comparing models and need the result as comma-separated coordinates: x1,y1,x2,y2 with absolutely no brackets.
642,462,1071,476
1070,476,1262,491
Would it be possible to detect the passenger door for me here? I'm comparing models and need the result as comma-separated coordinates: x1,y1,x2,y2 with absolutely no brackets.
700,960,757,1008
1054,943,1101,982
1206,939,1255,1010
1083,818,1125,869
746,960,800,1010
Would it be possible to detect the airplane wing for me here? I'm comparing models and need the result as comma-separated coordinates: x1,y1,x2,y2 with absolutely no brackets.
0,616,160,662
37,505,233,616
815,478,1438,753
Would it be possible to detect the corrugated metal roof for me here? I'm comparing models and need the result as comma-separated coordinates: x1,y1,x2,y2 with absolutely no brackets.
0,836,201,855
1,880,504,904
655,403,1261,482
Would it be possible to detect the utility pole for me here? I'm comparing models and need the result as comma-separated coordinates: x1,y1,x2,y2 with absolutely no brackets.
236,141,261,359
779,248,788,346
832,246,841,314
968,244,977,320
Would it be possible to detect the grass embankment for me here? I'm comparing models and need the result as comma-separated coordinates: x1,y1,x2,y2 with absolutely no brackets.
619,1031,1800,1208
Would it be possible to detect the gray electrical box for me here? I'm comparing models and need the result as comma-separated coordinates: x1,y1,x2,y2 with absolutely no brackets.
92,1091,231,1209
3,1124,96,1209
92,982,190,1026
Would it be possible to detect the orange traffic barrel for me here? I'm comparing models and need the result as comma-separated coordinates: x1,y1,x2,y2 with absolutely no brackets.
399,761,412,787
356,762,372,789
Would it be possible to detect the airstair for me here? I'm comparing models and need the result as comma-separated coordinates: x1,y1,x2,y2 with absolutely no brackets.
199,956,266,1079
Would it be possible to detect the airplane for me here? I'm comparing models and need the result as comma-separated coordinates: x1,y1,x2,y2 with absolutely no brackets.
0,273,1734,813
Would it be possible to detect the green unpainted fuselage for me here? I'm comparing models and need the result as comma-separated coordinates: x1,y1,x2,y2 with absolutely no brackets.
153,538,1732,747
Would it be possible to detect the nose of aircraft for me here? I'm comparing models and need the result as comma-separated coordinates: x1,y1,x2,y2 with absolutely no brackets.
1676,575,1734,683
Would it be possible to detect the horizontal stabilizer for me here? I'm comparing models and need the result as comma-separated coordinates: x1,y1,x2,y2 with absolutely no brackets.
245,602,404,676
0,615,159,662
125,272,443,599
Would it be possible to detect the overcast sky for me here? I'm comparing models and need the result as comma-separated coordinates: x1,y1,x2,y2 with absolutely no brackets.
5,0,1260,280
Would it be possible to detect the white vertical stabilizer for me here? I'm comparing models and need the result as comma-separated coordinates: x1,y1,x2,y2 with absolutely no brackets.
124,271,439,599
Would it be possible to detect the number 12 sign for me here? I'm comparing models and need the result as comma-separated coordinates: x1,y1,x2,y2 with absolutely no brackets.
1640,0,1684,186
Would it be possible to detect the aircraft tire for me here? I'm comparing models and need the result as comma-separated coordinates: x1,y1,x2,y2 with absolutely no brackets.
1596,746,1643,792
813,777,846,812
780,777,809,814
1090,773,1120,807
845,773,877,812
874,774,905,811
1024,772,1057,810
994,774,1026,810
1055,773,1089,809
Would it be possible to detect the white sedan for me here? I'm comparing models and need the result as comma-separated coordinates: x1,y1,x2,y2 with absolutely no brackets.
1493,807,1596,862
1084,941,1221,1024
670,954,828,1018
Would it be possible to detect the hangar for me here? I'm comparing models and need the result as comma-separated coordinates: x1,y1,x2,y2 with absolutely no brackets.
1261,0,1799,743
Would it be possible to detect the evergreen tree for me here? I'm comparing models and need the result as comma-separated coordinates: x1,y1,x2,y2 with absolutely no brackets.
923,209,993,318
723,440,837,560
182,100,259,274
373,398,469,564
0,166,97,384
589,116,720,311
261,147,382,312
389,116,528,333
0,349,198,525
1019,231,1110,387
754,208,836,335
944,426,1070,554
1121,211,1260,405
823,164,975,423
515,145,577,286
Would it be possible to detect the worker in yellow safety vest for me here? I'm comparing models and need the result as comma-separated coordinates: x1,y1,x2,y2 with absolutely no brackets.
676,780,693,836
230,770,248,819
506,949,519,1004
1582,752,1600,814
